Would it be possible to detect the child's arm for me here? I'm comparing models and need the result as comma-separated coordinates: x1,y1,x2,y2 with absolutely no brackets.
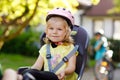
65,54,76,74
94,41,104,51
57,54,76,80
2,69,22,80
31,55,44,70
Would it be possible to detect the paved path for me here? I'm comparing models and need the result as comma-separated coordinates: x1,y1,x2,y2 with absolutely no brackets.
113,68,120,80
81,68,95,80
81,68,120,80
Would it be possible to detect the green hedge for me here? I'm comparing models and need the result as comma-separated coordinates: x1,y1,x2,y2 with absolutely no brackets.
1,30,41,57
108,39,120,62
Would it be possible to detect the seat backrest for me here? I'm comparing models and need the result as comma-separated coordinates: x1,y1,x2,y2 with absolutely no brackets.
71,25,89,80
40,25,89,80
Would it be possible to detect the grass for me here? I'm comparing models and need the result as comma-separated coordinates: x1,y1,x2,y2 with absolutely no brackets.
87,59,96,68
0,53,36,72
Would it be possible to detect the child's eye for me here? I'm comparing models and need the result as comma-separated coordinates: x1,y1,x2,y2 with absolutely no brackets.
48,27,53,30
58,28,62,30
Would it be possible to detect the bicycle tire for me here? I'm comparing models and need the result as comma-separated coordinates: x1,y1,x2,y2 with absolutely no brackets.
107,63,114,80
94,60,108,80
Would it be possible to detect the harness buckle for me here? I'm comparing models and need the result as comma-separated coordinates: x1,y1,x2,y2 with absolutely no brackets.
63,57,68,62
46,54,51,59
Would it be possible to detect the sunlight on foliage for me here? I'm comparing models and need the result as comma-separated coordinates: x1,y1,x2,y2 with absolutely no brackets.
0,0,79,26
108,0,120,14
49,0,78,12
91,0,100,5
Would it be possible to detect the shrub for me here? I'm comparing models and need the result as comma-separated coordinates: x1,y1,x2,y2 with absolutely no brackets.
1,29,42,57
108,39,120,62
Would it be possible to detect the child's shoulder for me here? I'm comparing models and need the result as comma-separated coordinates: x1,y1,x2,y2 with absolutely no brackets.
62,43,74,49
40,44,47,50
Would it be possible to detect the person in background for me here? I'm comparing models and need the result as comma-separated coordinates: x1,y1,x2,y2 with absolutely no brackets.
94,29,108,61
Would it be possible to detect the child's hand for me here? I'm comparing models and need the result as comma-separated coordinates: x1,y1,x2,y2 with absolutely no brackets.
57,70,65,80
17,74,23,80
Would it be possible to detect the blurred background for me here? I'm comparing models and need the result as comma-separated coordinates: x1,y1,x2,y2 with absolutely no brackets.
0,0,120,79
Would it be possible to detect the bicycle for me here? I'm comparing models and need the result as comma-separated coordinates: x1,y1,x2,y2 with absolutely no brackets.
94,50,114,80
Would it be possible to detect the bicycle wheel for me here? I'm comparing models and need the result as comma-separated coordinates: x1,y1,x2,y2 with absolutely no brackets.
107,63,114,80
94,60,108,80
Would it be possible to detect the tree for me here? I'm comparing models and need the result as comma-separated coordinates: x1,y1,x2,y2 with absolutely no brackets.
0,0,79,49
108,0,120,14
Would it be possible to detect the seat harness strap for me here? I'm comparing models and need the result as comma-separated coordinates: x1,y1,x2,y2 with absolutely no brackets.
46,44,53,72
46,44,79,73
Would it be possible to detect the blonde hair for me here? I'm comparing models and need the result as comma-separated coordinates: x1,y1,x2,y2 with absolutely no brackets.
44,16,74,45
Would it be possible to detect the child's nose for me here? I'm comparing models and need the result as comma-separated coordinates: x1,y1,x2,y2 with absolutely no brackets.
53,29,57,33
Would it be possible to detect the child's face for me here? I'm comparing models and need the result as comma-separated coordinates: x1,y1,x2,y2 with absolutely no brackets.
46,17,68,42
95,35,101,40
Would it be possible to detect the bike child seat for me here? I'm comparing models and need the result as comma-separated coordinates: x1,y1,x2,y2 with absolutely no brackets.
18,25,89,80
